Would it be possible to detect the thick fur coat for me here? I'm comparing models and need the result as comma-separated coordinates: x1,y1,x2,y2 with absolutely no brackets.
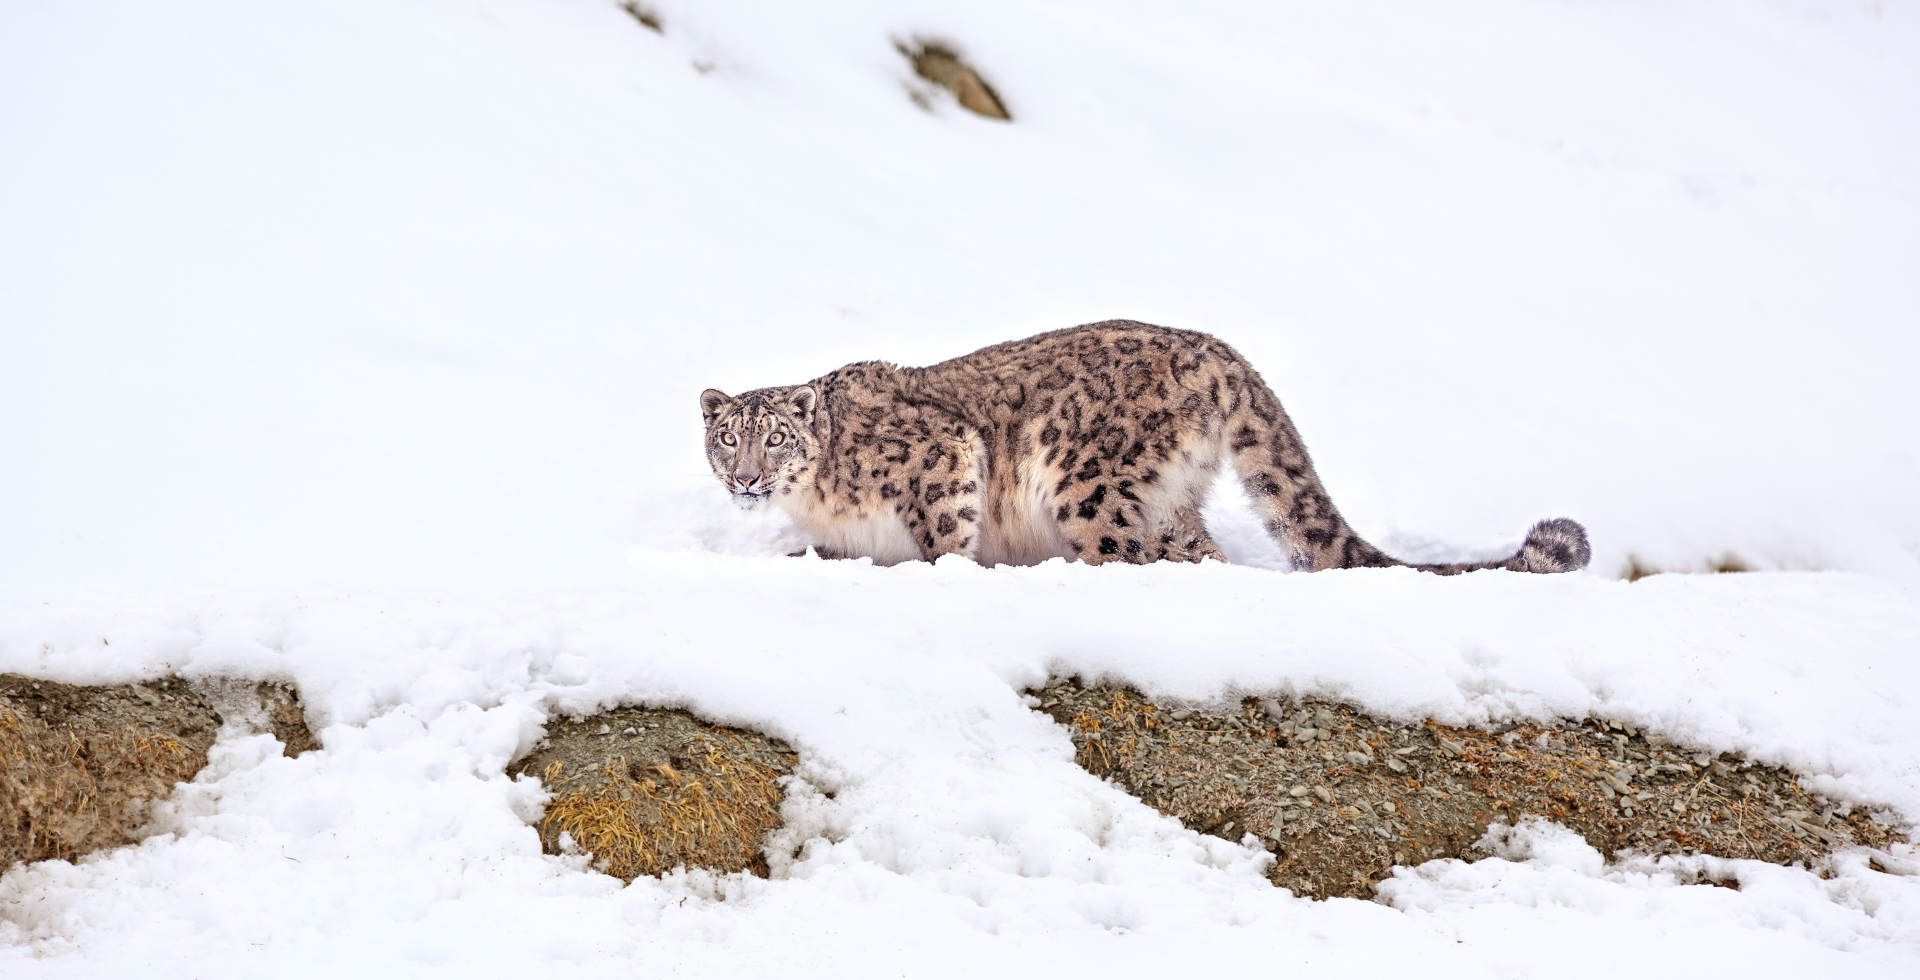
700,321,1589,573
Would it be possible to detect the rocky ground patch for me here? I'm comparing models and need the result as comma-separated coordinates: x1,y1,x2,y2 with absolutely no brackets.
1,674,316,868
1036,679,1910,899
514,706,797,881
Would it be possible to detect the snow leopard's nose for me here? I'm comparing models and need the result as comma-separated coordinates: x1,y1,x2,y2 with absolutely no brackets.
735,474,760,492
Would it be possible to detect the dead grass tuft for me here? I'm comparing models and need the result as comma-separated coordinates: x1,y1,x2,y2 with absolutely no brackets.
1625,554,1752,581
518,707,796,881
619,1,663,34
898,40,1010,120
1,676,216,866
1,674,318,868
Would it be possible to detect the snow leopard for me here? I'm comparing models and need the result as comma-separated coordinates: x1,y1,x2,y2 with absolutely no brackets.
698,320,1590,573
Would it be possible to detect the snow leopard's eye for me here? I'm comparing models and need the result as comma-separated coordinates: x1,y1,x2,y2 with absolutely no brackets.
767,432,785,447
719,432,737,447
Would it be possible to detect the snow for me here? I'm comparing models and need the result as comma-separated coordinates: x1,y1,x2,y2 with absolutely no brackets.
3,0,1918,975
1381,820,1920,973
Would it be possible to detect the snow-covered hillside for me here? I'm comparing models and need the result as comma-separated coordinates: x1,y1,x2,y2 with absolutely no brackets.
2,1,1917,976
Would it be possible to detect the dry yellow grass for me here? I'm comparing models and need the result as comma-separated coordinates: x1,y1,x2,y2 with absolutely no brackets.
0,679,214,866
1,674,318,868
522,708,795,881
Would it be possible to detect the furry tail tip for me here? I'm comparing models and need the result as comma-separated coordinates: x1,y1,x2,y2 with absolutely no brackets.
1520,518,1591,573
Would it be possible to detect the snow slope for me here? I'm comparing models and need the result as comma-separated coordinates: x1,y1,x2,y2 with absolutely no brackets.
2,0,1918,975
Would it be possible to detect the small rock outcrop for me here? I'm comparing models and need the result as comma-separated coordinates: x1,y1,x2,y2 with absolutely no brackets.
1038,680,1908,899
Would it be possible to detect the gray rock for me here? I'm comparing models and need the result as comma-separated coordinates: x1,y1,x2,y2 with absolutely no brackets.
1345,751,1372,766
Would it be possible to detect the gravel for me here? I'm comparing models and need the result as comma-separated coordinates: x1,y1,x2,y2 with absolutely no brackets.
1033,679,1912,900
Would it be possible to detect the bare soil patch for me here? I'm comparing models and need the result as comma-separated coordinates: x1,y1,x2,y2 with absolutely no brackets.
515,706,797,881
1,674,317,868
1037,680,1909,900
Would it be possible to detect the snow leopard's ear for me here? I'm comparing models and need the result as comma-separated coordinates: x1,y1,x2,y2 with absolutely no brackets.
699,389,733,423
786,385,817,422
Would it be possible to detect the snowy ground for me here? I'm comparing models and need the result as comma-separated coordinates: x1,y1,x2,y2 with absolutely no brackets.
3,0,1917,975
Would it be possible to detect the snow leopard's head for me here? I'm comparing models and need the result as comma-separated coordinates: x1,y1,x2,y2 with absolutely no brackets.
699,385,820,511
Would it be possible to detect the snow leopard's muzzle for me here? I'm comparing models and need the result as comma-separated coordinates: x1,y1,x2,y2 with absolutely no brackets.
728,472,772,510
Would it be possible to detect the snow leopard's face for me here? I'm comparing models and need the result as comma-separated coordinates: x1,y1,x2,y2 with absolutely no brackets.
698,385,819,511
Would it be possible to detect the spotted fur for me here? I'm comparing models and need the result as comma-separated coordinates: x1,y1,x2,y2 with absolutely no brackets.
700,321,1590,573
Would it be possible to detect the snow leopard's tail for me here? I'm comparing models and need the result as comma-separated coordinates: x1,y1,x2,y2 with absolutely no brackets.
1507,518,1594,574
1382,517,1592,575
1216,353,1590,575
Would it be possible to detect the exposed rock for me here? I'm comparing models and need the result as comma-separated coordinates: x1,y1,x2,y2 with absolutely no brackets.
1035,679,1910,900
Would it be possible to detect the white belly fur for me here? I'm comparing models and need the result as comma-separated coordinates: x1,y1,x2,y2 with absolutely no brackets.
779,494,922,566
976,463,1075,567
779,435,1224,567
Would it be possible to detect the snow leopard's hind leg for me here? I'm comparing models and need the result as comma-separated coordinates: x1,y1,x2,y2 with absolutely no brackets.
1154,504,1225,563
1149,451,1226,563
1050,429,1228,567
